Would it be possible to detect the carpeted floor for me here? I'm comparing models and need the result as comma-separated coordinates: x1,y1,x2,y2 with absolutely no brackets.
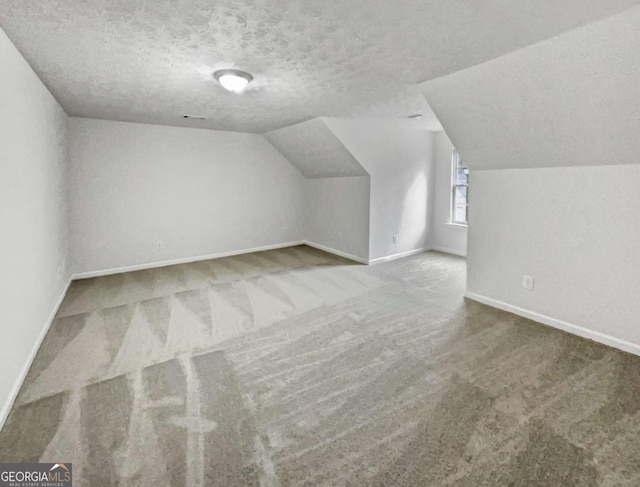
1,245,640,486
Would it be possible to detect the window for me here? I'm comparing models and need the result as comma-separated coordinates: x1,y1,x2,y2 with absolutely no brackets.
451,148,469,225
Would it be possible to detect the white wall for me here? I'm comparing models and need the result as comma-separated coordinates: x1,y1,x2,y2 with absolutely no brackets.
69,118,306,274
467,165,640,349
324,118,434,261
430,131,467,256
305,177,370,262
0,28,70,421
420,7,640,353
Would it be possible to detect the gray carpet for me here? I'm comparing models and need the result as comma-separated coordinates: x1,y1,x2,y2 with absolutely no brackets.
1,245,640,486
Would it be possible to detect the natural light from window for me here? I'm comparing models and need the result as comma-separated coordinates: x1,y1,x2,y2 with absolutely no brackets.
451,148,469,225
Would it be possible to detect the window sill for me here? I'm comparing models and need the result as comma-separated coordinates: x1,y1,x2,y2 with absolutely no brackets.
446,222,468,228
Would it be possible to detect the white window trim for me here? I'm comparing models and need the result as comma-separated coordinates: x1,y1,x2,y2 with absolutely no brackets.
450,148,469,226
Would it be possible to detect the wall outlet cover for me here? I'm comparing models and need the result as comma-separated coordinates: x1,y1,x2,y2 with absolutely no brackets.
522,275,535,291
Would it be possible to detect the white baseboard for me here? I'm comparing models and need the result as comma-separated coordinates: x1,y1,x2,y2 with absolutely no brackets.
0,276,73,431
72,240,307,279
430,246,467,258
303,241,369,264
368,247,430,264
465,291,640,357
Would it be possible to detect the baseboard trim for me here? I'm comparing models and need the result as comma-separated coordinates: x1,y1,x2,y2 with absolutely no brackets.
0,276,73,431
430,246,467,258
303,241,369,264
465,291,640,357
368,247,430,264
72,241,307,279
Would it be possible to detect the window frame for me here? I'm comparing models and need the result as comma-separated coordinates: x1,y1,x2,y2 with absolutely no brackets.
450,148,469,226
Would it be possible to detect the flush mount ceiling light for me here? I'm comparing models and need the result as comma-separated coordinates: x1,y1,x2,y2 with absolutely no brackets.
213,69,253,93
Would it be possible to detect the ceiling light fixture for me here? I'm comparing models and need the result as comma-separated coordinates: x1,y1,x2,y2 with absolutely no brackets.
213,69,253,93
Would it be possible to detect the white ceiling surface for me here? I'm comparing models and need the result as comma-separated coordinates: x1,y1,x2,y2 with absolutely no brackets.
420,5,640,172
2,1,640,133
265,118,367,178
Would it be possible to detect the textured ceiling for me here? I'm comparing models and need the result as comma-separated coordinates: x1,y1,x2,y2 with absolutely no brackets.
1,0,639,133
420,6,640,171
265,118,367,178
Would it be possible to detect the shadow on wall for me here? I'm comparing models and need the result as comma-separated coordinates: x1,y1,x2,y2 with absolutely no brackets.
399,171,428,250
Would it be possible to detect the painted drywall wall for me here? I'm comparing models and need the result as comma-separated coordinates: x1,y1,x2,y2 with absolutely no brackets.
467,165,640,346
265,118,367,178
431,131,467,256
68,118,306,274
305,177,370,261
0,28,70,422
420,6,640,172
324,118,434,261
419,6,640,350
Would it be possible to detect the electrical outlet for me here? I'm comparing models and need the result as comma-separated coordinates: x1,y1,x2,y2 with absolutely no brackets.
393,235,399,244
522,275,535,291
157,240,164,250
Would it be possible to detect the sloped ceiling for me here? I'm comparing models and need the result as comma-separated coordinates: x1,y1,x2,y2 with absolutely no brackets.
420,6,640,171
265,118,367,178
1,0,639,133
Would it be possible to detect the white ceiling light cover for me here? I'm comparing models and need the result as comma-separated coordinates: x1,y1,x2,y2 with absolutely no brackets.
214,69,253,93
